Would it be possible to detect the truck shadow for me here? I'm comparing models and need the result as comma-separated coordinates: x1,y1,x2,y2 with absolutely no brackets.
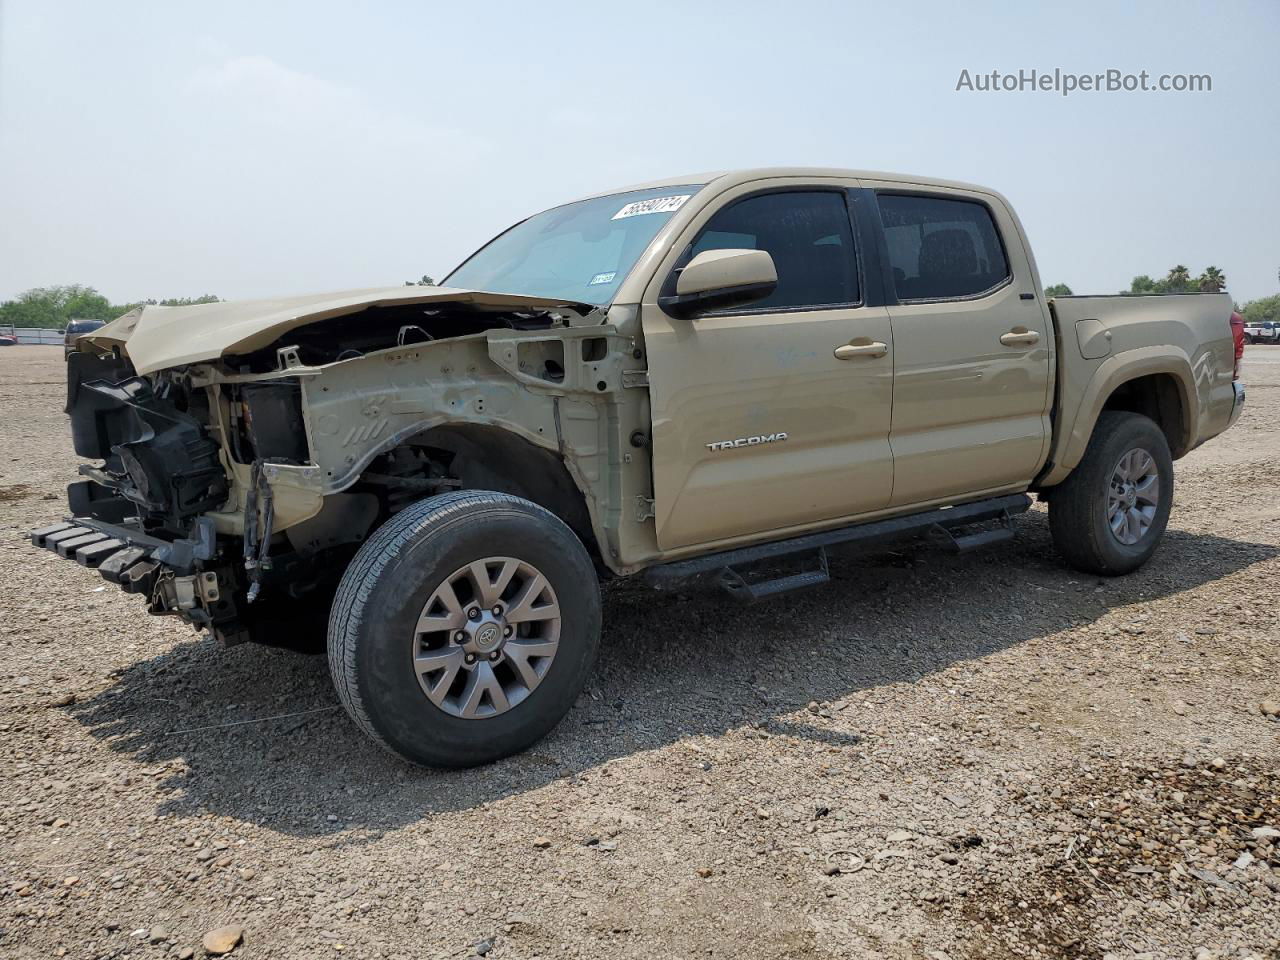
67,508,1277,839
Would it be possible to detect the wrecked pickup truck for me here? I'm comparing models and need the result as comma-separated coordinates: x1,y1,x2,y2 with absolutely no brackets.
34,167,1245,767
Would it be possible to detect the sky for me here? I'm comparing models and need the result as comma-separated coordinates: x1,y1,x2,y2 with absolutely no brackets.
1,0,1277,306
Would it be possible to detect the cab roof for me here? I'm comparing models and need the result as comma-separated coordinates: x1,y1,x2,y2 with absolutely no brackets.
575,167,999,202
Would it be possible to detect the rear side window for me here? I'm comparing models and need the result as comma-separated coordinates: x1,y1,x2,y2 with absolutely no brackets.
877,194,1009,301
686,191,859,310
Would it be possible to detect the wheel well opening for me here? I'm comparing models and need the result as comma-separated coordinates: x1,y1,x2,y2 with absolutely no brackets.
356,424,602,566
1101,373,1188,458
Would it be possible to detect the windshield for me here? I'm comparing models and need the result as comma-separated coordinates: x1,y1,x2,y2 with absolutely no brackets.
445,184,704,305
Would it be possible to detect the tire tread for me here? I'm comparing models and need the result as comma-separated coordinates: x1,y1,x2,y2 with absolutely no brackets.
327,490,577,762
1048,411,1172,576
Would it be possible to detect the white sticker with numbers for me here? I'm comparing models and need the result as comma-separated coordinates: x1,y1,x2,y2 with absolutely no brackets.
611,195,691,220
588,272,618,286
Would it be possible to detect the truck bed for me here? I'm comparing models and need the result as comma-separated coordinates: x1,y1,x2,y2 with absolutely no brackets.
1042,292,1237,485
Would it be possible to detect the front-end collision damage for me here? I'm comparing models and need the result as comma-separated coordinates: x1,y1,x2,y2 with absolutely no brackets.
78,377,228,531
39,287,657,647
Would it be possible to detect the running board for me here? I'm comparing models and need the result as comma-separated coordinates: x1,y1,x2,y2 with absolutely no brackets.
932,513,1016,553
719,548,831,603
644,493,1030,599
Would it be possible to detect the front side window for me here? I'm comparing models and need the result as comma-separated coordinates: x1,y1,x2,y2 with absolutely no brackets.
682,191,859,311
877,194,1010,301
445,185,705,305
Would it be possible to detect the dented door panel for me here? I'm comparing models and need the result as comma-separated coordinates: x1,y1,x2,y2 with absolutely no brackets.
638,177,895,551
643,305,894,550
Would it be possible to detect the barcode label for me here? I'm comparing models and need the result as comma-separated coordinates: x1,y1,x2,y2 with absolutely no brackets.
611,195,691,220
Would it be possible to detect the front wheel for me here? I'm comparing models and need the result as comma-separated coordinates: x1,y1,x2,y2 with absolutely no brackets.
1048,411,1174,576
328,491,601,767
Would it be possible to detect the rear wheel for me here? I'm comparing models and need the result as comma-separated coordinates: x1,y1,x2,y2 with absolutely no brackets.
1048,411,1173,576
328,491,600,768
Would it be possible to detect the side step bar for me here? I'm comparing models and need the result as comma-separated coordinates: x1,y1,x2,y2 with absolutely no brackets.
936,519,1016,553
644,493,1030,602
720,548,831,603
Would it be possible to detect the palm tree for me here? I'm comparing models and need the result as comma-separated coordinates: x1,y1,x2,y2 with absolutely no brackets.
1165,265,1192,292
1198,266,1226,292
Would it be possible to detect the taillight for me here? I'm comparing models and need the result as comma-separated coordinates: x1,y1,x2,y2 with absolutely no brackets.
1229,311,1244,381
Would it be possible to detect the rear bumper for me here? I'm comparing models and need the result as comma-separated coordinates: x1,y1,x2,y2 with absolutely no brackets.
1229,381,1246,427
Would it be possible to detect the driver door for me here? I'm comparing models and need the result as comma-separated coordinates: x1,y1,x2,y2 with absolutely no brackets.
640,182,894,551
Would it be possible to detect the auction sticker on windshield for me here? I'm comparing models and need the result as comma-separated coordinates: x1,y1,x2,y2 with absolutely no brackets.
612,195,691,219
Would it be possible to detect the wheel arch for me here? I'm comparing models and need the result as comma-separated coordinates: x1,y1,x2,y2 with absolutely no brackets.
1040,348,1197,487
371,422,605,570
1098,372,1190,458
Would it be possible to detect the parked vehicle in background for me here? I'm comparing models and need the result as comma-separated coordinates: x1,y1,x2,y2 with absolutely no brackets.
1242,320,1280,344
35,167,1246,768
0,334,17,347
63,318,106,358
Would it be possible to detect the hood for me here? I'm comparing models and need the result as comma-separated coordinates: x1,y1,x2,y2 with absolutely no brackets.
82,285,593,375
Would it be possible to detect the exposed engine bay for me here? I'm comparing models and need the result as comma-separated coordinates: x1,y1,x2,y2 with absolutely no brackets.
46,297,590,649
222,301,577,373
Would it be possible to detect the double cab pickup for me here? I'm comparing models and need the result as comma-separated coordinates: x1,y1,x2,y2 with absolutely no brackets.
36,167,1245,766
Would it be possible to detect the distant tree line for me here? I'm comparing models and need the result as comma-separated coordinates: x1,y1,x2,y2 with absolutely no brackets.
1046,265,1280,323
1124,264,1227,294
0,284,221,330
1048,266,1230,299
8,270,1278,330
1240,294,1280,325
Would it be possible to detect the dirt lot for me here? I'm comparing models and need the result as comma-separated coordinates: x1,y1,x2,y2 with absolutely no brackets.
1,344,1277,960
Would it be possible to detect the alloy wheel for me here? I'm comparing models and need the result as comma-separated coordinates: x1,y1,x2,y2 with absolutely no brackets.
411,557,561,719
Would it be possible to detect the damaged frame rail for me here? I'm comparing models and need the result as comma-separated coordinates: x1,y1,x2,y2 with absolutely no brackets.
30,515,221,618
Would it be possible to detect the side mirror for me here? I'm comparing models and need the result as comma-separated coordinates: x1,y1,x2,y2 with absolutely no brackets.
658,248,777,318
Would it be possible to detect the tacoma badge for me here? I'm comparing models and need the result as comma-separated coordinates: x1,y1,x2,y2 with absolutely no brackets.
706,432,789,452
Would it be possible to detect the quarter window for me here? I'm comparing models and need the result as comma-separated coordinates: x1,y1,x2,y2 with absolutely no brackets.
683,191,859,310
877,194,1010,301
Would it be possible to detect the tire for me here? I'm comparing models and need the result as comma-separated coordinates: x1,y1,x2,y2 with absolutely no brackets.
1048,411,1174,576
1242,334,1254,345
328,490,601,768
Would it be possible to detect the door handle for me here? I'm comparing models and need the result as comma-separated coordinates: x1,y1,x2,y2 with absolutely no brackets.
999,329,1040,346
834,341,888,360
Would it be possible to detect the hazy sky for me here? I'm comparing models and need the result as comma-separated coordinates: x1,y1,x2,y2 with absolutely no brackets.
1,0,1277,305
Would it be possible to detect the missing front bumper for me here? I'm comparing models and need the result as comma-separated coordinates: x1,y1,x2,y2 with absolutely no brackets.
30,515,268,647
31,519,162,590
30,514,220,609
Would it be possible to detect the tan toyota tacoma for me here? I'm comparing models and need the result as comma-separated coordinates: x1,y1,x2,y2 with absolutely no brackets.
35,167,1246,767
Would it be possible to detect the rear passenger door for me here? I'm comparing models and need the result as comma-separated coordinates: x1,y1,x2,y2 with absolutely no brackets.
864,185,1054,507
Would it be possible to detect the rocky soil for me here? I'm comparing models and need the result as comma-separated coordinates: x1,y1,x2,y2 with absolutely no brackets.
1,344,1277,960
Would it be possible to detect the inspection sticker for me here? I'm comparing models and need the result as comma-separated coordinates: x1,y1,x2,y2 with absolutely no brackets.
588,272,618,286
611,195,691,220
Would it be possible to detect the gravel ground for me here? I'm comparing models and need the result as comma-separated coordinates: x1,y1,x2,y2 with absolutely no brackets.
2,344,1277,960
